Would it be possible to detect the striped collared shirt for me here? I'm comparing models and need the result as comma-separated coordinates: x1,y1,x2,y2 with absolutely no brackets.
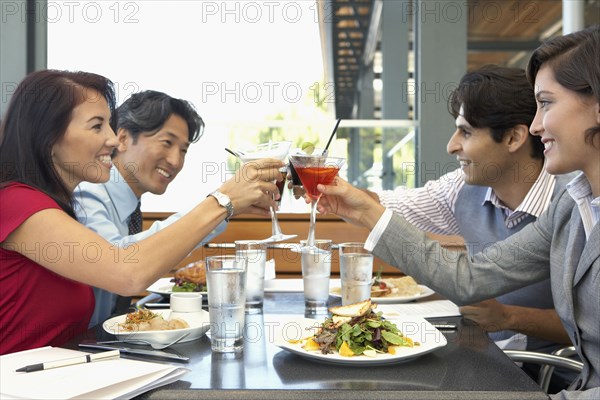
376,169,465,236
483,165,555,229
376,165,556,233
566,172,600,239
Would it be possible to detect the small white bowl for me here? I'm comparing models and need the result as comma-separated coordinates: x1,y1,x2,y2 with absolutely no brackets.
170,292,203,313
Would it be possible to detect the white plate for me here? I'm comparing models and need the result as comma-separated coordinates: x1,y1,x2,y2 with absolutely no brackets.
273,315,447,366
103,309,210,345
146,277,207,297
329,285,434,304
147,274,277,296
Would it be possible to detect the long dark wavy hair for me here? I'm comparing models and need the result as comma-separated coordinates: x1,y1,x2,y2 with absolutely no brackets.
527,25,600,147
0,70,116,218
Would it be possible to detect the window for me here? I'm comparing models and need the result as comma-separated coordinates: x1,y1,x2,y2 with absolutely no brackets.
47,1,416,212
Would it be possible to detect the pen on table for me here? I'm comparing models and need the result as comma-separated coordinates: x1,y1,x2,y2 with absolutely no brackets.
15,349,120,373
144,302,171,309
430,322,458,330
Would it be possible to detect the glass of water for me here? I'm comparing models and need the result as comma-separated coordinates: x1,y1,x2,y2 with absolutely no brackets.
300,239,332,314
205,255,247,352
235,240,267,314
338,242,373,305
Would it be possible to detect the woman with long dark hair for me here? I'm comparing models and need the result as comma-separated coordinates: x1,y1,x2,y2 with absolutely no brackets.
0,70,283,354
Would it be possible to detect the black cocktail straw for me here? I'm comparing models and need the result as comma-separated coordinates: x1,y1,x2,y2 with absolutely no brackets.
224,148,240,159
323,118,342,155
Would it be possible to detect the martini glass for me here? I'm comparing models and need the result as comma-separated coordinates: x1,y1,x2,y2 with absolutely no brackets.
235,141,297,243
289,151,345,247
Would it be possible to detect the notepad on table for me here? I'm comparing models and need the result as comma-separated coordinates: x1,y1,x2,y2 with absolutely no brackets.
0,346,188,399
378,300,461,319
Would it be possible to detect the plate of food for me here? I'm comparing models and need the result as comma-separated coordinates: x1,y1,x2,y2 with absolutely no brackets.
273,299,447,366
146,261,207,296
103,309,210,345
330,276,434,304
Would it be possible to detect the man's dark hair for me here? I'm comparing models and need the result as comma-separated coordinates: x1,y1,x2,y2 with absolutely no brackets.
448,65,543,159
116,90,204,144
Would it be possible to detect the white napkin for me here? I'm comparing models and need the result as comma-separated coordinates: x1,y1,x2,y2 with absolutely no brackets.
378,300,461,319
264,259,276,280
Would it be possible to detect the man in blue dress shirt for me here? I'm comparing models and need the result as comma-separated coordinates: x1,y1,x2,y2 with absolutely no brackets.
75,90,225,328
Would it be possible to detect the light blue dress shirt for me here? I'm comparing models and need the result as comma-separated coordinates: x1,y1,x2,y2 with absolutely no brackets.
74,167,226,328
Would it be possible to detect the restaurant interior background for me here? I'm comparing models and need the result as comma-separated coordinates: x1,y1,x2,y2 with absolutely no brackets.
1,0,599,214
0,5,597,397
1,1,599,277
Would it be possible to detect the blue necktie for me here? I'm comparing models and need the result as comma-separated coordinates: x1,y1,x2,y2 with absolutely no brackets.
128,202,143,235
115,202,142,314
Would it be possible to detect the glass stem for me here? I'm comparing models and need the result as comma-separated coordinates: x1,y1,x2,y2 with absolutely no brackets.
307,200,318,247
270,205,282,236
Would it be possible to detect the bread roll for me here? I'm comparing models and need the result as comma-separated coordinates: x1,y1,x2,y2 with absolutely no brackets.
174,261,206,285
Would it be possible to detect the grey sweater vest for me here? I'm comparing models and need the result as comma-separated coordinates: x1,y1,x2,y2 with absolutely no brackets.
453,173,574,351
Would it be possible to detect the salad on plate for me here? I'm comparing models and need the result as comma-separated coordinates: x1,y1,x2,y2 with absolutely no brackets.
292,299,417,357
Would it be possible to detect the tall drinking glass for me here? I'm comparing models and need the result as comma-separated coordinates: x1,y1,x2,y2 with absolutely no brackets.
339,243,373,305
235,240,267,314
206,255,247,352
235,141,297,243
300,239,332,314
289,151,345,247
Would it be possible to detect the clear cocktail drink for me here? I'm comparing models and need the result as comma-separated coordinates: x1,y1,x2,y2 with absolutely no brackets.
236,141,296,243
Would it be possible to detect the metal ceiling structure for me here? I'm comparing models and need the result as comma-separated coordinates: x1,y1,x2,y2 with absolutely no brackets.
325,0,375,119
320,0,599,120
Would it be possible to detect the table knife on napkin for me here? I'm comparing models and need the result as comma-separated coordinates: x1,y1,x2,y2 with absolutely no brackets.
78,343,189,362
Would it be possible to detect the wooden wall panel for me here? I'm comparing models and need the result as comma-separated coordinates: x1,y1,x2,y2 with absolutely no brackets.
143,212,465,279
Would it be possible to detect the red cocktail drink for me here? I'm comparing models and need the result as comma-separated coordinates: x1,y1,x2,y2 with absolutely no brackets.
294,166,340,201
289,153,345,247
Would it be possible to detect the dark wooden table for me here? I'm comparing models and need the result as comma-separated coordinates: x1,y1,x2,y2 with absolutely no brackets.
73,290,548,400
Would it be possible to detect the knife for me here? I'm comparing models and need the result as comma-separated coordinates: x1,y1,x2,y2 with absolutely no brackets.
78,343,189,362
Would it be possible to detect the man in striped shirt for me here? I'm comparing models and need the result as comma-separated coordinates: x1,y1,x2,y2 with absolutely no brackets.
370,66,574,391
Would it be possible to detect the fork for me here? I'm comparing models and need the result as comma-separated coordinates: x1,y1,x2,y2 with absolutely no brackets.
99,332,190,350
